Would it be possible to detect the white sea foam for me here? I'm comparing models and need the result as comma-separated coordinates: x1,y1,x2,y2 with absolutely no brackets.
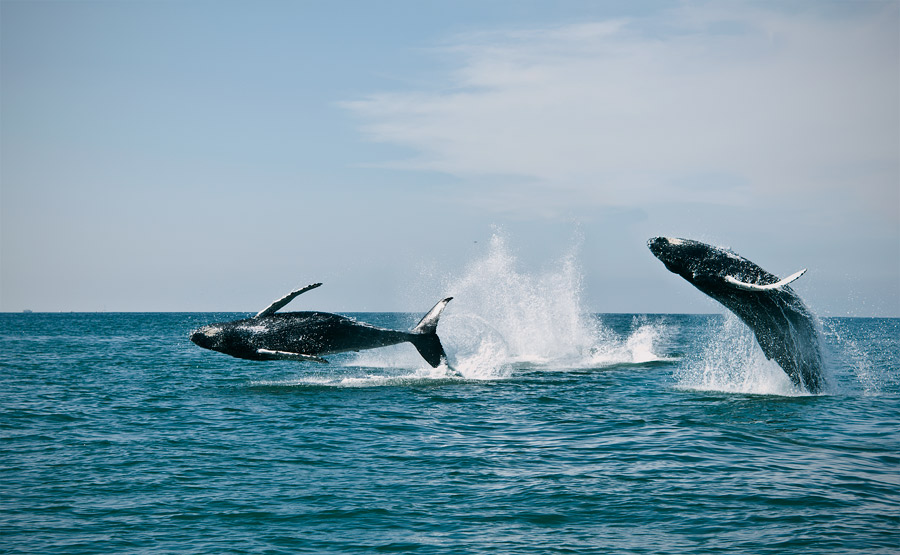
588,319,671,366
250,360,459,388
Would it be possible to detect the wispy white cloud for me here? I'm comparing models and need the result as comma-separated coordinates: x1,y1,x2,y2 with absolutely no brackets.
345,3,899,217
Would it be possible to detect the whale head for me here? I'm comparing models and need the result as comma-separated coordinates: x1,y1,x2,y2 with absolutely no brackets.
190,324,227,352
649,237,713,284
647,236,755,292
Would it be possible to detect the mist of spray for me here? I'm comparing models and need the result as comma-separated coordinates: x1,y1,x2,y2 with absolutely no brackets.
820,319,897,396
676,314,807,396
437,233,666,379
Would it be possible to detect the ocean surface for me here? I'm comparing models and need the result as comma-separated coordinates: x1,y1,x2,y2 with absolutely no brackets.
2,308,898,554
1,236,898,554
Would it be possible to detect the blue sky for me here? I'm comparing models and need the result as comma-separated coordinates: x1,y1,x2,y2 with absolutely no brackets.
1,0,898,315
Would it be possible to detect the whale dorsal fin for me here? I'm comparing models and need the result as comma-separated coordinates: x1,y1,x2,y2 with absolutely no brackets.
255,283,322,318
724,269,807,292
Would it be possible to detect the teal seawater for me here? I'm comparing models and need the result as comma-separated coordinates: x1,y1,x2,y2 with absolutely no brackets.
1,313,898,554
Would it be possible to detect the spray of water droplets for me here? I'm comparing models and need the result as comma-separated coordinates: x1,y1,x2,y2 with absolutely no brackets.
675,313,810,396
435,233,667,379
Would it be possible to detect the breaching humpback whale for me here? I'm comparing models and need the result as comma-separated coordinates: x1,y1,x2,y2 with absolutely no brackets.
648,237,825,393
190,283,453,368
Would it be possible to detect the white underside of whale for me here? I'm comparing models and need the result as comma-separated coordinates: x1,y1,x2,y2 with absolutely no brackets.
257,348,328,363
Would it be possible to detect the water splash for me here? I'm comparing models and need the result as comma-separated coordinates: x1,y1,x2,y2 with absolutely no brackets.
250,362,455,388
436,232,667,379
821,318,899,396
676,314,809,396
590,316,672,366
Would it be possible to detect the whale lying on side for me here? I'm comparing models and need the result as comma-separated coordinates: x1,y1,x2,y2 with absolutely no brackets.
190,283,453,368
648,237,825,393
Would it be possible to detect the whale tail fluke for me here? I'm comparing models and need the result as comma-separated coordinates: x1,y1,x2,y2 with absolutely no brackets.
412,297,453,334
410,333,449,368
410,297,453,367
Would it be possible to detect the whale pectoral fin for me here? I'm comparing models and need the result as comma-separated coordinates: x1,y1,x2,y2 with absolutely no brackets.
777,268,808,287
724,276,774,292
257,348,328,363
725,269,807,292
255,283,323,318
